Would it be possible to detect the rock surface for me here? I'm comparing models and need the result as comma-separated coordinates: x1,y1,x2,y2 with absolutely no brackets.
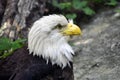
73,6,120,80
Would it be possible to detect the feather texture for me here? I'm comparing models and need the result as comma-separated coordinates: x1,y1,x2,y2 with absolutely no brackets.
28,14,74,68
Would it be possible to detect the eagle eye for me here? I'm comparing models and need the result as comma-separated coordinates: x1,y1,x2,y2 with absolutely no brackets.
52,24,64,30
57,24,63,29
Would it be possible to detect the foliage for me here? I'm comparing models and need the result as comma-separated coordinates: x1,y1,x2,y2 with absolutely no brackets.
115,9,120,13
0,37,26,59
106,0,118,6
52,0,118,19
66,13,77,19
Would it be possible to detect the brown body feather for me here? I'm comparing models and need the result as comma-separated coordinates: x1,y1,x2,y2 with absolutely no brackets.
0,46,74,80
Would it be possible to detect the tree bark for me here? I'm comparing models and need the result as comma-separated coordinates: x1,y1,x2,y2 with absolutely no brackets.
0,0,73,80
0,0,55,39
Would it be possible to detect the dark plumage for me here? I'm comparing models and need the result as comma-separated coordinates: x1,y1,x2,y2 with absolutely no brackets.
0,46,73,80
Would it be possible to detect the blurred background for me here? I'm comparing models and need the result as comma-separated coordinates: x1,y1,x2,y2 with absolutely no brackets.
0,0,120,80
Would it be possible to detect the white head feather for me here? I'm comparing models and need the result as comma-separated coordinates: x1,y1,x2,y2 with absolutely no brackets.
28,14,74,68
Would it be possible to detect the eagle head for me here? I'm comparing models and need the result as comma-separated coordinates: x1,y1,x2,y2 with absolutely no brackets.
28,14,82,68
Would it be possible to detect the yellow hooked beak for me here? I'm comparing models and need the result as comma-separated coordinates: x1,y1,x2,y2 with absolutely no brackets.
62,23,82,36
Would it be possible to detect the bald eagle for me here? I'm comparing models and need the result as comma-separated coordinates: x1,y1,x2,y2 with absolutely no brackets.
0,14,81,80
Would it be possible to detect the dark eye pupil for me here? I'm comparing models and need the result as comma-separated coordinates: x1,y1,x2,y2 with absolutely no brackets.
51,24,63,30
57,24,63,29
